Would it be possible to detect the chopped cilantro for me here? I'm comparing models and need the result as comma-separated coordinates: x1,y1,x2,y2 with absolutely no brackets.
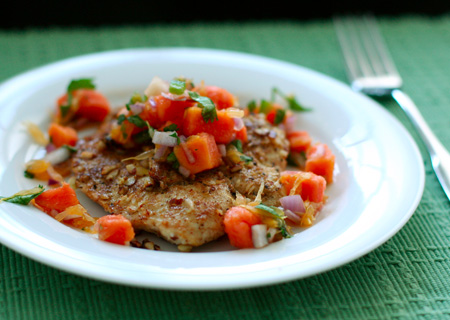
274,108,286,125
67,78,95,92
24,171,34,179
231,139,243,153
247,100,257,113
255,204,291,238
240,154,253,163
272,87,310,112
0,185,45,205
259,100,272,114
169,132,181,145
188,91,218,123
117,114,146,128
127,115,147,128
167,152,180,169
63,145,78,153
117,114,126,125
60,78,96,117
163,124,179,132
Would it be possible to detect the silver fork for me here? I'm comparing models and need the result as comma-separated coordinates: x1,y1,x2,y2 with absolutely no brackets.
334,15,450,201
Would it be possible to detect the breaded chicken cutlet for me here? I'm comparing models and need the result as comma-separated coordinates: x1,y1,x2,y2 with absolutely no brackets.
72,114,290,248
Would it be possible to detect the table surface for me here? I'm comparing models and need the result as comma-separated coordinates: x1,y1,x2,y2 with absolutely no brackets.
1,14,450,320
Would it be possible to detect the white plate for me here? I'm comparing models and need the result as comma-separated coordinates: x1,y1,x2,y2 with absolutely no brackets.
0,48,424,290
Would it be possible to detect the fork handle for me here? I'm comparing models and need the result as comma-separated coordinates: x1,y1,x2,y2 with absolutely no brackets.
392,89,450,200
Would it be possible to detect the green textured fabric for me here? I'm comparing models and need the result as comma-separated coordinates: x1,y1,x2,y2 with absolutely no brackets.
1,15,450,320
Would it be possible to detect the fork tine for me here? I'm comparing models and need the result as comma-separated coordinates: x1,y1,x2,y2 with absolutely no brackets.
362,15,400,76
334,15,400,81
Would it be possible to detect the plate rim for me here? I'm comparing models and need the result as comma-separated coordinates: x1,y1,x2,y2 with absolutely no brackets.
0,47,425,290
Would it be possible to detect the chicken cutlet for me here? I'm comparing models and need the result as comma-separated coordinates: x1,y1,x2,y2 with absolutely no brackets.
72,114,289,248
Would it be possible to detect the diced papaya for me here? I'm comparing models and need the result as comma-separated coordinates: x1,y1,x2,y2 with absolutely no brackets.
234,125,248,143
95,214,135,245
34,182,80,215
305,143,335,183
182,106,235,144
140,98,163,128
173,132,221,175
223,206,262,248
287,130,312,153
154,95,195,126
56,89,110,122
73,89,110,122
48,123,78,148
280,171,326,203
192,85,236,109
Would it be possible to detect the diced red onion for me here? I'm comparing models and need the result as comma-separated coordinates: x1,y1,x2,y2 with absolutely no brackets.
284,209,302,224
44,147,71,165
280,195,305,214
218,144,226,157
154,145,168,160
179,135,187,143
161,92,188,101
233,117,244,131
284,114,296,133
45,143,57,153
178,165,191,177
48,178,60,186
152,131,178,147
181,142,195,164
129,102,144,115
252,224,268,248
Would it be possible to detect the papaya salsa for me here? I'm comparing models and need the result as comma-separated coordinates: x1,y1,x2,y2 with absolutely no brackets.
1,76,336,250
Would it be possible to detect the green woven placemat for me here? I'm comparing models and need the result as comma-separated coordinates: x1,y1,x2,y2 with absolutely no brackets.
1,15,450,320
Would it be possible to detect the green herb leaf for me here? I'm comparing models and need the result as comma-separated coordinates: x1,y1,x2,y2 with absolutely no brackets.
259,100,272,114
60,79,96,118
67,78,96,92
188,91,218,123
63,145,78,153
272,87,310,112
274,108,286,125
117,114,126,125
127,115,147,128
166,152,180,169
240,154,253,163
169,80,186,95
169,132,181,145
255,204,291,238
247,100,257,113
231,139,243,153
163,124,179,132
24,171,34,179
0,185,45,205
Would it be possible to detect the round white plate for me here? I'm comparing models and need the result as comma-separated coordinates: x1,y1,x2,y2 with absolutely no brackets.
0,48,424,290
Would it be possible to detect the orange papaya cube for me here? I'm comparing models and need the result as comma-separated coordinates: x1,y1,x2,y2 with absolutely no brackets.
95,214,135,245
280,171,326,203
48,123,78,148
223,206,262,248
182,106,235,144
192,85,236,109
305,143,335,183
173,132,221,175
34,182,80,215
154,95,194,125
287,130,312,153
